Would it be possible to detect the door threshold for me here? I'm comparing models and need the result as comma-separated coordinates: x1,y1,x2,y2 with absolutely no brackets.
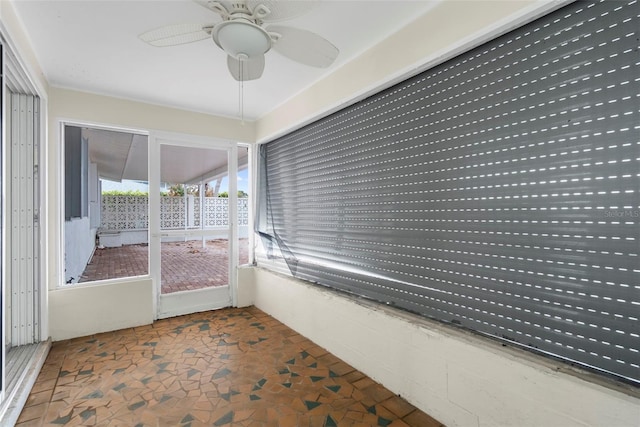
158,285,231,319
0,340,51,425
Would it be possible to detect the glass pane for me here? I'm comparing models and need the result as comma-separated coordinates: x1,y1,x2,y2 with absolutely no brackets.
160,238,230,293
238,146,250,265
64,126,149,284
160,144,231,294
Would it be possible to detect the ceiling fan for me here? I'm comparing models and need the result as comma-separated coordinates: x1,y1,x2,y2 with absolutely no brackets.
139,0,339,82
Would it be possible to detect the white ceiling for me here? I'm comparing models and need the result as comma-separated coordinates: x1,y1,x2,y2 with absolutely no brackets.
13,0,438,120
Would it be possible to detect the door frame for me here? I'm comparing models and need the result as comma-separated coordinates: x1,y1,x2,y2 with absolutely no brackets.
149,131,238,319
0,34,48,413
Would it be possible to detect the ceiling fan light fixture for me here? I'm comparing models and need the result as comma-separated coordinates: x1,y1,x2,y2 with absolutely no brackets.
213,20,271,58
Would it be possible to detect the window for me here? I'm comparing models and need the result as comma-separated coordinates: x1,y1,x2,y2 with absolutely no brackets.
257,0,640,385
63,125,149,284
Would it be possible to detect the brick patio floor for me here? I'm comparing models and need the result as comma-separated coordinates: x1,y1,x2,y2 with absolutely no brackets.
80,239,249,293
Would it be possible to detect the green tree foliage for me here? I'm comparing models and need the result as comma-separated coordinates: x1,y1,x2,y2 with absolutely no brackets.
102,186,247,198
216,191,248,198
102,190,148,196
166,184,184,197
163,184,200,196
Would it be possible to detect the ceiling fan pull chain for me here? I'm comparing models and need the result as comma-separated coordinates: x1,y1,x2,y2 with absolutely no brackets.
239,58,245,124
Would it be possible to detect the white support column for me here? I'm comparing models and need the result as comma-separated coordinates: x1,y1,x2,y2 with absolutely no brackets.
148,134,161,318
228,146,238,307
200,180,205,249
247,145,255,265
183,186,187,240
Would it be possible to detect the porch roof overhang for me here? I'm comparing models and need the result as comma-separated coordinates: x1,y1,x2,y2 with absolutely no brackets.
84,128,248,184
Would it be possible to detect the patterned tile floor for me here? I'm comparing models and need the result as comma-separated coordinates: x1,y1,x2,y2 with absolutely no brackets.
17,307,444,426
80,239,249,293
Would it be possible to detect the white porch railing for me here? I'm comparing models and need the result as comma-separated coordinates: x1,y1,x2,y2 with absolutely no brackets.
101,195,249,231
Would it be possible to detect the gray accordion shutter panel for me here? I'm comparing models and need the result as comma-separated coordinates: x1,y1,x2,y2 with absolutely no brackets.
257,0,640,385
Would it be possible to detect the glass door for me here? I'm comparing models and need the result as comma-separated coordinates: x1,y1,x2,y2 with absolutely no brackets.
150,133,238,318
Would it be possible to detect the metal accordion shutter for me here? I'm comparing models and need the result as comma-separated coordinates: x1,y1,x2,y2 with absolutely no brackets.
257,0,640,385
8,93,40,346
3,38,42,346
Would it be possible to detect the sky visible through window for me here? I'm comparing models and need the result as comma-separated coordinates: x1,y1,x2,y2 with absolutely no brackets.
101,168,249,194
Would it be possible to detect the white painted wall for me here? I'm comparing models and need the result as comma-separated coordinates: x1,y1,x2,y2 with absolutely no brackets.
158,286,230,320
251,267,640,427
110,230,145,246
236,266,255,308
0,1,49,95
49,278,153,341
255,0,563,142
63,217,95,284
48,87,254,144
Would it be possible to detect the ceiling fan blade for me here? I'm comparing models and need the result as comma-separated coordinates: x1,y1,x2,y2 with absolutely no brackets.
248,0,317,22
227,54,265,81
139,24,212,47
267,25,338,68
193,0,233,18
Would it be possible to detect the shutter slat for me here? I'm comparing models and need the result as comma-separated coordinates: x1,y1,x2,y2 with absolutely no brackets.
258,0,640,385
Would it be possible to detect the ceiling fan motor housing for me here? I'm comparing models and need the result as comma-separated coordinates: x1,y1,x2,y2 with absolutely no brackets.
213,19,272,59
